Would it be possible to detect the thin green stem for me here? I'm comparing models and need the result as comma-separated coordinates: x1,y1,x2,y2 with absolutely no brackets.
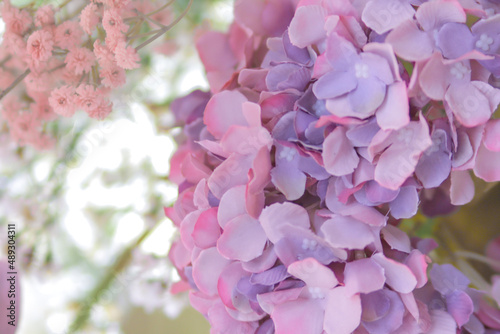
135,0,193,51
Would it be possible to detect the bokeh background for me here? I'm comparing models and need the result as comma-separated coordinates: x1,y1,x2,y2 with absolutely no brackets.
0,0,233,332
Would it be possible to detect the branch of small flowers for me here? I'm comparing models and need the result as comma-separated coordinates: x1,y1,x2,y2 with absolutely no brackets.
0,69,31,101
124,0,176,22
135,0,193,51
132,8,166,29
126,18,146,39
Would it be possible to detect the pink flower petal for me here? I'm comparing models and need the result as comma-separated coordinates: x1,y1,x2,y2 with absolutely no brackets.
272,299,324,334
381,224,411,253
259,202,310,243
192,247,231,296
323,126,359,176
271,164,307,201
208,301,259,334
217,262,250,310
192,207,221,249
204,90,249,139
405,250,429,289
217,185,247,228
445,82,492,128
217,214,267,262
484,119,500,152
324,287,362,334
446,290,474,327
450,170,475,205
474,142,500,182
257,287,303,315
288,5,327,48
376,81,410,130
416,0,466,31
386,20,434,61
208,153,252,199
419,52,450,101
196,31,238,72
288,257,338,288
344,258,385,295
242,245,277,273
362,0,414,35
372,253,417,293
321,215,375,250
427,310,457,334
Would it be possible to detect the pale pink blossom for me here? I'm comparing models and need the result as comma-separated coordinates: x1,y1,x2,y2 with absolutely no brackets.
93,40,115,67
75,84,101,112
99,64,126,88
105,31,126,52
79,3,100,35
64,47,96,75
86,97,113,119
48,85,76,117
35,5,55,28
114,41,140,69
26,30,54,62
30,96,56,121
1,1,32,35
55,21,83,50
102,9,128,36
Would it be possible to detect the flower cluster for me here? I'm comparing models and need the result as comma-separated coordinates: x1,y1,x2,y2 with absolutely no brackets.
167,0,500,333
0,0,179,148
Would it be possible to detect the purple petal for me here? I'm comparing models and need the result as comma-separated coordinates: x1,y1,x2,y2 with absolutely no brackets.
323,126,360,176
348,76,387,116
344,258,385,295
376,81,410,130
324,287,362,334
288,5,327,48
361,289,405,334
372,253,417,293
259,202,310,244
381,224,411,253
446,290,474,327
217,214,267,262
287,257,338,288
321,215,375,249
450,170,474,205
250,265,289,286
313,70,358,99
430,264,470,296
386,20,434,61
362,0,415,35
389,185,419,219
437,22,474,59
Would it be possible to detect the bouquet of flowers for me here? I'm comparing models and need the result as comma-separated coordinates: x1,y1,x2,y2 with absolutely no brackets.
167,0,500,333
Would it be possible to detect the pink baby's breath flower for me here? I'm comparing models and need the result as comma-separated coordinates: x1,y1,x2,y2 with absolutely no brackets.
105,33,126,52
49,85,76,117
1,1,32,35
75,84,101,112
30,96,56,121
102,9,129,36
114,42,140,69
35,5,55,28
102,0,130,9
87,98,113,120
80,3,100,35
99,64,126,88
64,47,96,75
55,21,84,50
26,30,54,62
93,40,115,67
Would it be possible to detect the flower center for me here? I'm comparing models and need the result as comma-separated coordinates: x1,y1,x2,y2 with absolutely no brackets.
301,238,318,251
279,146,296,162
354,63,369,79
308,287,325,299
450,62,469,80
476,34,494,51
